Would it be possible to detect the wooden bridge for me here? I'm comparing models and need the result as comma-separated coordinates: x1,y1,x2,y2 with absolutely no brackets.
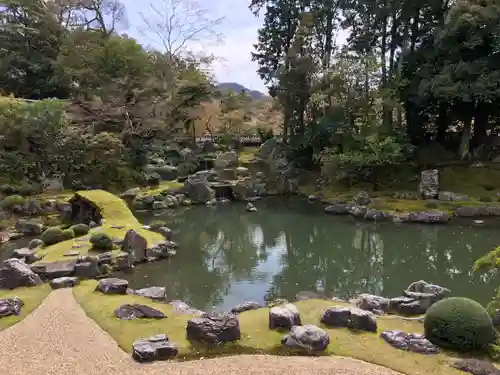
196,135,283,145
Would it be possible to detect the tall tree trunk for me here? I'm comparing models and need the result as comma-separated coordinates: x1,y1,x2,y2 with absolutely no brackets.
472,101,488,150
460,110,473,160
436,102,448,144
380,0,390,131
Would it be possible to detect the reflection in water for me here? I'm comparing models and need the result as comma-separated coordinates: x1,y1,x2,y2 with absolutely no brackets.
121,197,500,312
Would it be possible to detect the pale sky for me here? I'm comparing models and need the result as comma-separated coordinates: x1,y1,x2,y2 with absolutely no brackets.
121,0,348,94
122,0,268,93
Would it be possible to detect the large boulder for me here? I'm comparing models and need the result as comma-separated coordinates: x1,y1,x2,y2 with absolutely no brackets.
256,137,279,160
186,313,241,344
0,258,42,289
350,294,390,314
231,178,258,200
281,324,330,353
120,187,140,200
321,306,377,332
14,219,43,235
49,276,79,289
96,278,128,294
269,303,301,330
184,174,216,203
214,151,239,169
320,307,351,327
132,334,178,362
122,229,147,264
419,169,439,199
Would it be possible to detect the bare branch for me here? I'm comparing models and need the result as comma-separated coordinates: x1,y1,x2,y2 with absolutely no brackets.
139,0,224,59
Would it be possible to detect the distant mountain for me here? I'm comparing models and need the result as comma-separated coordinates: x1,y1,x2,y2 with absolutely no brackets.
216,82,267,100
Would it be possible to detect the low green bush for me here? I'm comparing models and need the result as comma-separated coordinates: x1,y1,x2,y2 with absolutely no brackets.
424,297,495,351
41,227,65,245
1,195,26,210
480,196,493,202
0,184,17,195
70,223,90,236
90,233,113,250
61,228,75,240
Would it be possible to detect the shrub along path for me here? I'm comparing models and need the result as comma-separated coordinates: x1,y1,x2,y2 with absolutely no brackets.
0,288,405,375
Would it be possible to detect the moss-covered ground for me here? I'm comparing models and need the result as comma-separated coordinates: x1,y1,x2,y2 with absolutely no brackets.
137,181,184,197
300,164,500,214
73,280,479,375
0,284,51,331
35,190,165,263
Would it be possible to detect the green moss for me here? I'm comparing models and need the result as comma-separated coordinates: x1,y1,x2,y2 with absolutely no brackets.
0,284,51,331
35,190,165,263
138,181,184,197
74,280,467,375
238,147,259,164
1,195,26,210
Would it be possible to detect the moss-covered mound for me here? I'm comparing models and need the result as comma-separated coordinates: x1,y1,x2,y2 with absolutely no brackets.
424,297,495,351
74,280,467,375
36,190,165,262
0,284,51,331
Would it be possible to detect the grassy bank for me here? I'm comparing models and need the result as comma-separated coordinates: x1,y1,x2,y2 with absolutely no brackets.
0,284,51,331
36,190,165,263
73,280,470,375
299,164,500,214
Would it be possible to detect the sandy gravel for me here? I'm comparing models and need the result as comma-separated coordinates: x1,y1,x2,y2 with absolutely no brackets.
0,289,403,375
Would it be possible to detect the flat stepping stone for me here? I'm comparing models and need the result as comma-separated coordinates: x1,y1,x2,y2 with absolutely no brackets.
380,331,440,354
132,334,178,362
64,251,80,257
96,278,128,294
50,276,79,289
114,304,165,320
0,297,23,317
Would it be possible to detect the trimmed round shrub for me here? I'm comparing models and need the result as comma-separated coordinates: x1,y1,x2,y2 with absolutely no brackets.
41,227,64,246
90,233,113,250
70,223,90,236
61,228,75,240
0,184,17,195
1,195,26,210
424,297,495,351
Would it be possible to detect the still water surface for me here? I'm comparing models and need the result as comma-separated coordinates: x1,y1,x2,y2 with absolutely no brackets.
122,197,500,312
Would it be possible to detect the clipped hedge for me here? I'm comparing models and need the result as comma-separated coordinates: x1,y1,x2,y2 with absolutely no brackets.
424,297,495,351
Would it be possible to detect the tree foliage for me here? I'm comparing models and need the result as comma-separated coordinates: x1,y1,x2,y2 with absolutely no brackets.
251,0,500,168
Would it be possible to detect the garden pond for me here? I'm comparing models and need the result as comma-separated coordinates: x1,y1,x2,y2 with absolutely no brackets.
118,197,500,312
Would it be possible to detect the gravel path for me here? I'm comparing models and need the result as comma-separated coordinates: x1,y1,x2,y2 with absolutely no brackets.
0,289,403,375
